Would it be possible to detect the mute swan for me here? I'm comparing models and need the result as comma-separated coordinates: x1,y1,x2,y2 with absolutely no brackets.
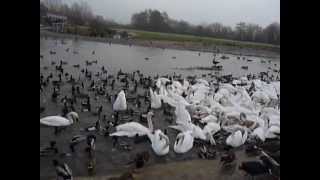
171,103,221,150
111,112,170,156
252,126,267,142
113,90,127,111
196,79,209,86
110,122,150,137
226,129,248,147
271,81,280,96
40,112,79,127
174,131,194,153
252,117,280,141
150,88,162,109
149,130,170,155
200,114,218,124
202,122,221,145
156,78,170,88
175,103,192,124
265,125,280,138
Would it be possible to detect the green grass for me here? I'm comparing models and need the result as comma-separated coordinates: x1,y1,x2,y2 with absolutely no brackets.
115,28,280,52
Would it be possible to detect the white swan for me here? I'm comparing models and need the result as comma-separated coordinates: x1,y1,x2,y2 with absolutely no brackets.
150,88,162,109
271,81,280,96
174,131,194,153
110,122,150,137
196,79,209,86
171,103,221,152
156,78,170,89
110,112,170,156
149,129,170,155
113,90,127,111
226,129,248,147
40,112,79,127
252,126,267,142
200,114,218,124
266,125,280,138
251,117,280,141
175,103,192,124
202,122,221,145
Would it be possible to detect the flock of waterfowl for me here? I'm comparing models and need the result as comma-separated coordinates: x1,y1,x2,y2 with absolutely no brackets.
40,39,280,180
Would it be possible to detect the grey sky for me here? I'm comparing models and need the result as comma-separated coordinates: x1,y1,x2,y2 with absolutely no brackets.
65,0,279,28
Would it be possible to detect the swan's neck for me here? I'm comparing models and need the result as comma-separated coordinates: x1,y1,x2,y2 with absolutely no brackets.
66,114,73,123
147,114,153,132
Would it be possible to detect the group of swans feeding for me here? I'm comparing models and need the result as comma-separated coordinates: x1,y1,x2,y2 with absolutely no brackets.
110,112,170,156
109,76,280,155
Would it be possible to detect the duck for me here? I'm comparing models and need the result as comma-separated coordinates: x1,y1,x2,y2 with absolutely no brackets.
113,90,127,111
226,129,248,147
239,161,271,179
241,66,249,70
40,141,58,156
221,150,236,166
40,112,79,127
111,112,170,156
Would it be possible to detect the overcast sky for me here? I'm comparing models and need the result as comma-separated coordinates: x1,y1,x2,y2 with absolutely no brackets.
64,0,279,28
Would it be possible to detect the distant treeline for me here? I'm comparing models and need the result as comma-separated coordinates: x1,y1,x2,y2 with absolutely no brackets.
131,9,280,45
40,1,279,45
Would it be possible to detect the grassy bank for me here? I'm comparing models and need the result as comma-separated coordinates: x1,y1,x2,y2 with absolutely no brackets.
116,29,280,53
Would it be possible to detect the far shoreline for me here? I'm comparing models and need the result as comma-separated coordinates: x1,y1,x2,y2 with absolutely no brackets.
40,30,280,59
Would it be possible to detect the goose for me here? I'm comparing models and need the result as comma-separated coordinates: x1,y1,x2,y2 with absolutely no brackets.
113,90,127,111
111,112,170,156
40,112,79,127
226,129,248,147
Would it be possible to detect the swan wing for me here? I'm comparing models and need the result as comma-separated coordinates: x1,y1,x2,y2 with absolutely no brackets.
203,122,221,135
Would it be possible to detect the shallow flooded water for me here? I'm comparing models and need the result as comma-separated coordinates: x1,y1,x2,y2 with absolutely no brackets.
40,37,280,78
40,36,280,180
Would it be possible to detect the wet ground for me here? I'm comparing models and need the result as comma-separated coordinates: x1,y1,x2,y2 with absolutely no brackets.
40,36,280,180
72,156,275,180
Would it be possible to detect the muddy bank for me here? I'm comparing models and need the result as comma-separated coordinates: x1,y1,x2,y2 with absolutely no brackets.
40,30,280,59
68,155,274,180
